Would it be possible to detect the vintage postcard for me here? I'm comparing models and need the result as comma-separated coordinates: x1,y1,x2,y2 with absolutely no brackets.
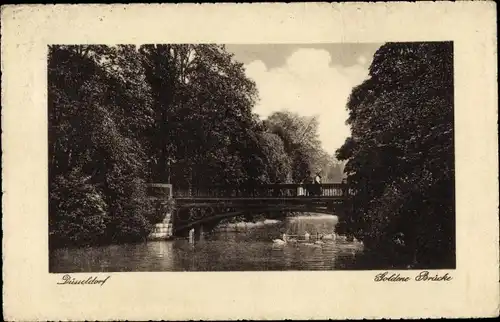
2,2,498,321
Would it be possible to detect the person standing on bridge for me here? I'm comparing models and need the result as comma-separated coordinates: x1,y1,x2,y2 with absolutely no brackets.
314,172,322,196
297,180,305,196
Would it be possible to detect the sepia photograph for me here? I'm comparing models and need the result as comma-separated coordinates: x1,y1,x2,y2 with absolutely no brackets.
2,3,498,321
48,41,455,272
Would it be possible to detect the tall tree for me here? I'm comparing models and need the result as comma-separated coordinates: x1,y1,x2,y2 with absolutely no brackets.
258,132,292,183
48,45,154,247
265,111,324,182
140,44,267,189
336,42,454,268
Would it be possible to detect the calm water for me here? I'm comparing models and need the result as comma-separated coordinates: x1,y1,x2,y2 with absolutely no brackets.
50,214,365,272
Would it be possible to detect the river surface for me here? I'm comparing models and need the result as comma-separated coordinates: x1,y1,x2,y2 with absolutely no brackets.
50,214,366,272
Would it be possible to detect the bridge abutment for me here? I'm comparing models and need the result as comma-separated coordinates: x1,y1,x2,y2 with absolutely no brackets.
146,184,174,241
148,212,174,240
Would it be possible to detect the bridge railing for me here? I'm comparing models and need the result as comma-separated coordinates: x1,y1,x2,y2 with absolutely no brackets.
173,183,351,198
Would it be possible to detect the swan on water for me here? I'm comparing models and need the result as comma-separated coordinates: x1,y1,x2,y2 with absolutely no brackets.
272,233,287,245
273,239,286,245
314,240,325,245
321,233,334,240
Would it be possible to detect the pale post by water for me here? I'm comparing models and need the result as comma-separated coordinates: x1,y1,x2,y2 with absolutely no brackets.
1,3,499,321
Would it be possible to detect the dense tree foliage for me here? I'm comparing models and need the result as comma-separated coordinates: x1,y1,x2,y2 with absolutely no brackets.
263,111,341,183
257,132,292,183
335,42,455,268
139,44,268,189
49,45,156,247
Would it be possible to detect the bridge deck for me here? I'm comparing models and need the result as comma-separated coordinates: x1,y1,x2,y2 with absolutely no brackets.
173,196,347,209
147,183,353,200
174,196,345,200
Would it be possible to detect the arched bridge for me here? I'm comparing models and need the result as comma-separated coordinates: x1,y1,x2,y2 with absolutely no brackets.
147,183,354,235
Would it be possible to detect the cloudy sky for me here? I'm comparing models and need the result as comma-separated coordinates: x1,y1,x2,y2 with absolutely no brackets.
225,43,383,155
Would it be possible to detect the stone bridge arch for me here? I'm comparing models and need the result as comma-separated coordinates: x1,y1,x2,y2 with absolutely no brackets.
172,202,350,235
146,183,354,239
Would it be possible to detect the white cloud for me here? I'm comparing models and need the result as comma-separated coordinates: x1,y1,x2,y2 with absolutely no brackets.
356,55,367,65
245,48,370,155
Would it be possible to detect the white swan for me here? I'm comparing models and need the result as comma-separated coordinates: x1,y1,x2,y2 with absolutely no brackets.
314,240,325,245
273,233,287,245
273,238,286,245
321,233,334,240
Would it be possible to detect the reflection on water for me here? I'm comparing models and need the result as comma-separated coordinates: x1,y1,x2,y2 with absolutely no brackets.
50,214,365,272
